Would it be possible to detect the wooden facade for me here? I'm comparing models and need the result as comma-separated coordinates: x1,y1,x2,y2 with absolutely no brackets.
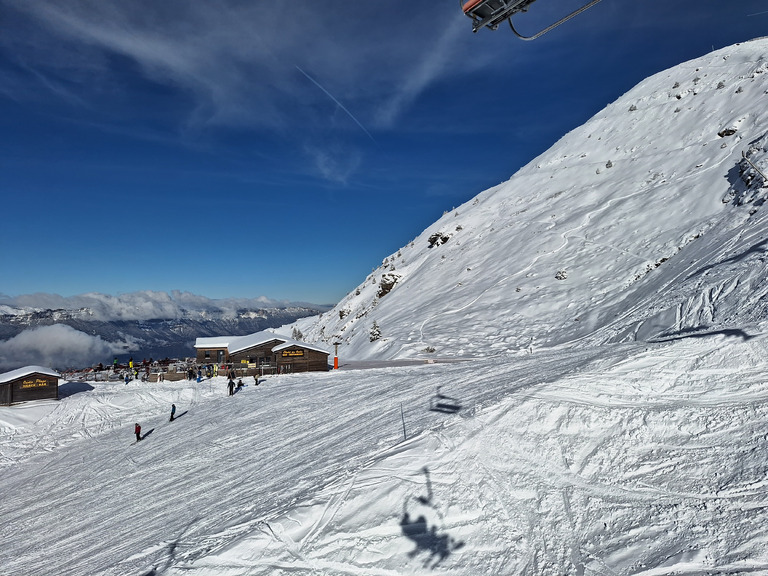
273,344,331,373
197,347,228,365
195,332,330,374
0,367,60,406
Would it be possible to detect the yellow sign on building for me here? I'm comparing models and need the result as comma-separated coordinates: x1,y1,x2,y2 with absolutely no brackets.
281,349,304,357
21,378,49,389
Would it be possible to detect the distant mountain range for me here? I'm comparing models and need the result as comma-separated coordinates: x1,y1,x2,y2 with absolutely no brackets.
0,292,329,369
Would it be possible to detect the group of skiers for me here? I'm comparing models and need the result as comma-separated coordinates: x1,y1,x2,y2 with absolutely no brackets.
227,378,247,395
134,403,176,442
134,374,261,441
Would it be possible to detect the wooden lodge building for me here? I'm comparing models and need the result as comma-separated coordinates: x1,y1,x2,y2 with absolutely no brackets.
194,331,330,374
0,366,60,405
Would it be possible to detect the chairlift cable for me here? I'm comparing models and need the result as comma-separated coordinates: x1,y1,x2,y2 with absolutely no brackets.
509,0,603,40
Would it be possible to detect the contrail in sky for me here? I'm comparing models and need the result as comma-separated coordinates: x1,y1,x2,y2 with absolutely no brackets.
295,65,375,142
747,9,768,16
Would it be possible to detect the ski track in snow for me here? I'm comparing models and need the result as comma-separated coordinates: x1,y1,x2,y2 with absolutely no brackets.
4,336,768,575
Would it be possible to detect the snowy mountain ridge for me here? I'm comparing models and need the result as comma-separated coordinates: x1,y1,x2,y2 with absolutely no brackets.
289,39,768,360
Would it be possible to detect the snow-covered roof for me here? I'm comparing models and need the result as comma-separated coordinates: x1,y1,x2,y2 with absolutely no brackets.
195,330,329,356
0,366,61,384
194,336,231,349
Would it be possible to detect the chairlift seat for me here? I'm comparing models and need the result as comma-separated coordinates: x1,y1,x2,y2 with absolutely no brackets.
462,0,537,32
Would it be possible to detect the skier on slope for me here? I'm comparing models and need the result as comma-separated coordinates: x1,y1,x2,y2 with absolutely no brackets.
170,403,176,421
135,423,142,442
228,379,235,396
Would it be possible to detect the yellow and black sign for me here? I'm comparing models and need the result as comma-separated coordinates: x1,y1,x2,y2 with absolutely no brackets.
21,378,49,389
281,349,304,357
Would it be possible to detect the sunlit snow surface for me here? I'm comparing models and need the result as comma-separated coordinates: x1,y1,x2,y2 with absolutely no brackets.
5,39,768,575
3,338,768,575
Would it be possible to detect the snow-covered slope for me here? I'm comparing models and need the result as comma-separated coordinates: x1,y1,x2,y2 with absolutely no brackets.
289,39,768,360
4,332,768,575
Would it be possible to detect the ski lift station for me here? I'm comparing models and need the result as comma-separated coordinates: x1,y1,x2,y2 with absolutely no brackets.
0,366,60,406
194,330,330,375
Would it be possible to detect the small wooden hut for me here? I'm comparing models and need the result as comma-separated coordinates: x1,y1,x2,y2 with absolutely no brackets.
0,366,60,406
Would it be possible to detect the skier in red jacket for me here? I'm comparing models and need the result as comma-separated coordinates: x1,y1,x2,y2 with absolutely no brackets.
135,423,142,442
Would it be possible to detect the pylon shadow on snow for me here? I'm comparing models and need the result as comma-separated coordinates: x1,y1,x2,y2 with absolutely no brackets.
400,467,464,568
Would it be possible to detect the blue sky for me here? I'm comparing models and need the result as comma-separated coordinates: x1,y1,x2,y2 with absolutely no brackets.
1,0,766,306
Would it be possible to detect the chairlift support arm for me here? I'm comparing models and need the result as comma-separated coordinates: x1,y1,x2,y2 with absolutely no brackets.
462,0,602,38
509,0,603,40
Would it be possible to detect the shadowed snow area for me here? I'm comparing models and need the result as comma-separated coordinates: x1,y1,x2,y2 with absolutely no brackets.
5,39,768,574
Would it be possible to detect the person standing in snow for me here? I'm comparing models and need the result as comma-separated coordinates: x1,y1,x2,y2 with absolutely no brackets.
228,379,235,396
170,403,176,421
135,423,142,442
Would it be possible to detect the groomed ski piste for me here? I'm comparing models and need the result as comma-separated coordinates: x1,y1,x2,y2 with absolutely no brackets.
5,38,768,575
4,337,768,575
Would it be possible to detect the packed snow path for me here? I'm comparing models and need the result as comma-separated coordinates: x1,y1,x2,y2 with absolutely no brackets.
3,334,768,575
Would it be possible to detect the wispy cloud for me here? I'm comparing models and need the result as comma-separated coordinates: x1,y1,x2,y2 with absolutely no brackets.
3,1,473,127
373,16,468,128
302,142,362,185
1,1,481,181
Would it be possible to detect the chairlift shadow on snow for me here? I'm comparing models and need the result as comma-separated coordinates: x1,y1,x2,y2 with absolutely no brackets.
428,386,462,414
400,467,464,569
